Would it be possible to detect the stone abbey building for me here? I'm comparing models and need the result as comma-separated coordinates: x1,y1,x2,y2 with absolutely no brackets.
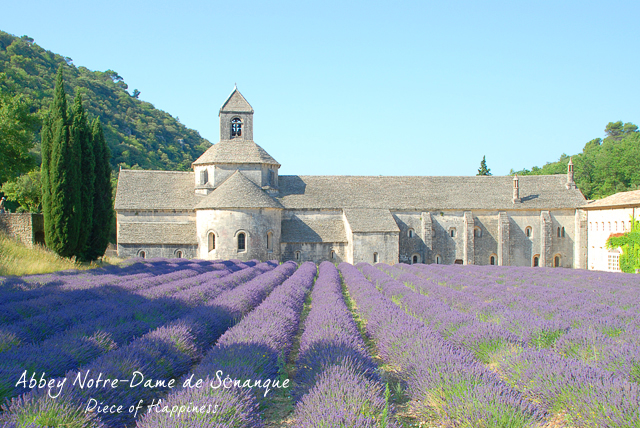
115,88,589,268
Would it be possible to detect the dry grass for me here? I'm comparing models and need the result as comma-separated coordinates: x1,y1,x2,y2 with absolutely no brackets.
0,232,115,276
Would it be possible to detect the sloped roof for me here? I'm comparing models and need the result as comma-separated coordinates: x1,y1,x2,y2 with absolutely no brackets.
344,209,399,233
583,190,640,209
194,171,283,210
114,170,201,210
219,87,253,114
115,171,588,212
192,139,280,166
281,216,347,243
118,222,197,245
276,175,587,210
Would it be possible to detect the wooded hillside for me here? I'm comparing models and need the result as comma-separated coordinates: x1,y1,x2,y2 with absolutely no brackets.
512,121,640,200
0,30,211,173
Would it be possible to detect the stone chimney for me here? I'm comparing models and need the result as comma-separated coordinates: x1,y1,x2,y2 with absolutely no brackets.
512,174,521,203
566,157,576,190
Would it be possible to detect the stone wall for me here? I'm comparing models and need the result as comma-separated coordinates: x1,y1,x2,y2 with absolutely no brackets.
196,207,281,262
0,213,44,248
396,209,582,268
281,242,347,264
352,232,399,264
117,244,198,259
394,212,426,264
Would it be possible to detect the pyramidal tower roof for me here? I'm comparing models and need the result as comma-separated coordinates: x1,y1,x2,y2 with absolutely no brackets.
192,139,280,166
194,170,283,210
219,86,253,115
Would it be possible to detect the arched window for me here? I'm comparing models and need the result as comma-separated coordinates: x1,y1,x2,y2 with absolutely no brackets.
330,250,335,260
557,227,561,237
295,251,301,261
435,255,442,264
138,250,146,259
176,250,183,259
490,255,496,265
237,232,246,251
474,227,482,238
231,118,242,138
208,232,215,252
266,231,273,252
554,255,561,267
412,254,420,264
408,228,415,238
561,227,565,237
525,226,532,238
373,253,379,263
533,255,540,267
450,228,456,238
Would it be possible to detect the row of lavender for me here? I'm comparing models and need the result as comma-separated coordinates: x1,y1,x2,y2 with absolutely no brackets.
369,263,640,427
396,263,640,377
136,261,317,427
0,259,271,404
0,260,297,427
291,262,393,428
0,259,251,351
135,261,394,428
340,263,543,428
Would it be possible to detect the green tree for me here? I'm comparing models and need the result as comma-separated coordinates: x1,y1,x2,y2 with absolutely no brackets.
605,121,638,141
70,92,94,258
607,217,640,273
477,155,492,176
41,67,81,258
1,170,41,212
0,87,38,185
513,122,640,200
83,117,113,260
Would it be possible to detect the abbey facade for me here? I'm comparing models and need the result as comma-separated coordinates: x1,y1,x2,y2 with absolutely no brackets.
114,88,589,268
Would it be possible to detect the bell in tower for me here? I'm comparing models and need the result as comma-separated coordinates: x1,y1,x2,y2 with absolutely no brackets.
219,85,254,141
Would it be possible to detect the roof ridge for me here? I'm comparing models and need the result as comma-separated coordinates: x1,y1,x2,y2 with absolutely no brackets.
119,169,193,174
194,170,283,210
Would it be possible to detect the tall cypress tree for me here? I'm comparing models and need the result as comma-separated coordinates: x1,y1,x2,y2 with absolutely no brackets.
41,66,81,257
84,117,113,260
477,155,492,176
70,92,94,258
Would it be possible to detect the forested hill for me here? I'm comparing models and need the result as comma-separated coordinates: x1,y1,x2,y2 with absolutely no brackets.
0,30,211,171
512,121,640,200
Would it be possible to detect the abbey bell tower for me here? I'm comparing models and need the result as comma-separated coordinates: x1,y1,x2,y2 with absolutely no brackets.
219,85,254,141
192,86,280,195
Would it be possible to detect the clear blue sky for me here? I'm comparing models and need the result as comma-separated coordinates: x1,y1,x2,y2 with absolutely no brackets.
2,0,639,176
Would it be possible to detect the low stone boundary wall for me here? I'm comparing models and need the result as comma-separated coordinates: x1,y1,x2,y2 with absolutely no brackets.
0,213,45,248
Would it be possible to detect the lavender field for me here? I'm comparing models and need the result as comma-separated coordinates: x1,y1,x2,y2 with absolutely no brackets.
0,259,639,428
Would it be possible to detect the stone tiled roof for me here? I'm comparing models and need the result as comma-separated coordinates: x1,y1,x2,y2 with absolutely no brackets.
276,175,587,210
194,171,283,210
583,190,640,209
344,209,399,233
118,222,197,244
114,170,201,211
192,139,280,166
220,88,253,113
115,171,588,213
281,216,347,243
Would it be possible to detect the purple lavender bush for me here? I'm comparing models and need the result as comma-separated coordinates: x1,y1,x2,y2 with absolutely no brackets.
136,261,315,428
